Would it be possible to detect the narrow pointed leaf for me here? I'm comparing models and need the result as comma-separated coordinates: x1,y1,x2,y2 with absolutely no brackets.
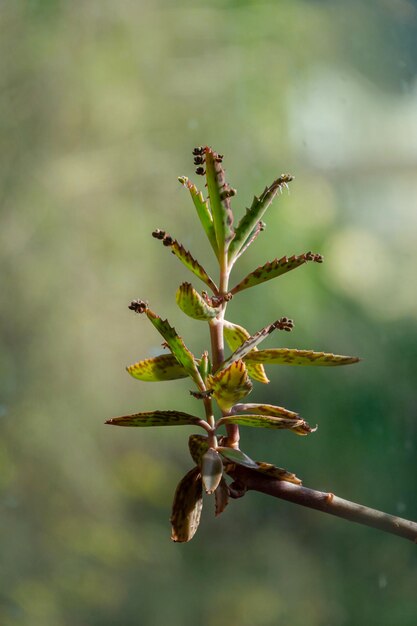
198,351,211,383
204,147,234,252
224,320,269,384
215,477,229,517
217,446,259,469
231,402,299,420
228,174,293,260
220,319,292,371
170,467,203,543
230,252,323,295
201,448,224,494
153,230,218,292
105,410,207,428
178,176,218,256
145,307,204,388
176,282,221,321
254,462,302,485
217,414,316,435
244,348,360,366
220,448,302,485
207,360,253,411
126,354,188,382
188,434,209,467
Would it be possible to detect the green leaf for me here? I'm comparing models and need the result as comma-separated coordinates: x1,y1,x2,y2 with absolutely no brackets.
228,174,293,261
204,147,234,252
198,351,211,382
230,252,323,295
201,448,224,494
105,410,207,428
188,434,209,467
176,282,221,321
217,414,316,436
126,354,188,382
170,467,203,543
178,176,218,257
217,446,259,469
145,307,204,388
214,477,229,517
220,319,292,371
153,230,218,292
207,360,253,411
224,320,269,384
244,348,360,366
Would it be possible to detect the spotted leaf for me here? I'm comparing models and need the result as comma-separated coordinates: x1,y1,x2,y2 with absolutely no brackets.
126,354,188,382
230,252,323,295
170,467,203,543
228,174,293,261
215,477,229,517
176,282,221,321
207,360,253,411
204,147,234,252
188,434,209,467
244,348,360,367
224,320,269,384
105,410,207,428
217,414,315,436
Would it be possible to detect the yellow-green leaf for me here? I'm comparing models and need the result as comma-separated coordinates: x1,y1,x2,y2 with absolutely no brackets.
228,402,315,434
145,307,204,388
244,348,360,366
230,252,323,295
170,467,203,543
178,176,218,257
126,354,188,382
207,360,253,411
105,410,207,428
224,320,269,384
176,282,221,320
201,448,224,494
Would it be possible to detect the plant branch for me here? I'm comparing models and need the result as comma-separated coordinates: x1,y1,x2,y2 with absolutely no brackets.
228,465,417,543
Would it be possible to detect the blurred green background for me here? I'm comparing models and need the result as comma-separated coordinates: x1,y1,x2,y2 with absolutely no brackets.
1,0,417,624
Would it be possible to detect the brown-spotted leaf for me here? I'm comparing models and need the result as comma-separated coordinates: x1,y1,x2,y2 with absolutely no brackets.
188,434,209,467
207,360,253,411
153,229,218,292
244,348,360,366
176,282,221,321
170,467,203,543
228,174,293,261
220,319,292,371
204,147,234,252
229,402,315,435
201,448,224,494
230,252,323,295
178,176,218,257
224,320,269,384
217,414,316,436
145,308,204,388
215,477,229,517
126,354,188,382
254,462,302,485
105,410,207,428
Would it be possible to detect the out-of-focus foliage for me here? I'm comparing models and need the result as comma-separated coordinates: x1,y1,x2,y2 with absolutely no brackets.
1,0,417,625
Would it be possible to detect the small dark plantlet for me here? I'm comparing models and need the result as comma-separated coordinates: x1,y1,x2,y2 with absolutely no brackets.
107,147,417,544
